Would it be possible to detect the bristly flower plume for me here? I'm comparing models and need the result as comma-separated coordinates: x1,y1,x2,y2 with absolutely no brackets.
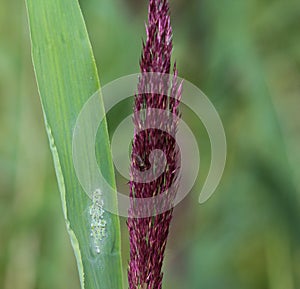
127,0,182,288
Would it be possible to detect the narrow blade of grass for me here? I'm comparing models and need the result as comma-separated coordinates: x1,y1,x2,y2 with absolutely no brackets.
25,1,123,288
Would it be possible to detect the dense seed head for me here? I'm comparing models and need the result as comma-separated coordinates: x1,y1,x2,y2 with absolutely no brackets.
127,0,182,288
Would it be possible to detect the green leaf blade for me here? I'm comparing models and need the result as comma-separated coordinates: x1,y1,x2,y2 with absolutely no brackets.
25,1,123,288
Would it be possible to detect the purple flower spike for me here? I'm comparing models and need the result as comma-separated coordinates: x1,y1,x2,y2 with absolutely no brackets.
127,1,182,289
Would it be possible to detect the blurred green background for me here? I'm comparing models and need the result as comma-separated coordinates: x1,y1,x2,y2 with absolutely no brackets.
1,0,300,288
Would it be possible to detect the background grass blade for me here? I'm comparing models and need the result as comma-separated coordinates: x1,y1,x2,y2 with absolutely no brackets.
25,1,123,288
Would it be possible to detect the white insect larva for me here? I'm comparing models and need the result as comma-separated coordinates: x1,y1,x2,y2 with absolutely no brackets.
89,189,106,254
